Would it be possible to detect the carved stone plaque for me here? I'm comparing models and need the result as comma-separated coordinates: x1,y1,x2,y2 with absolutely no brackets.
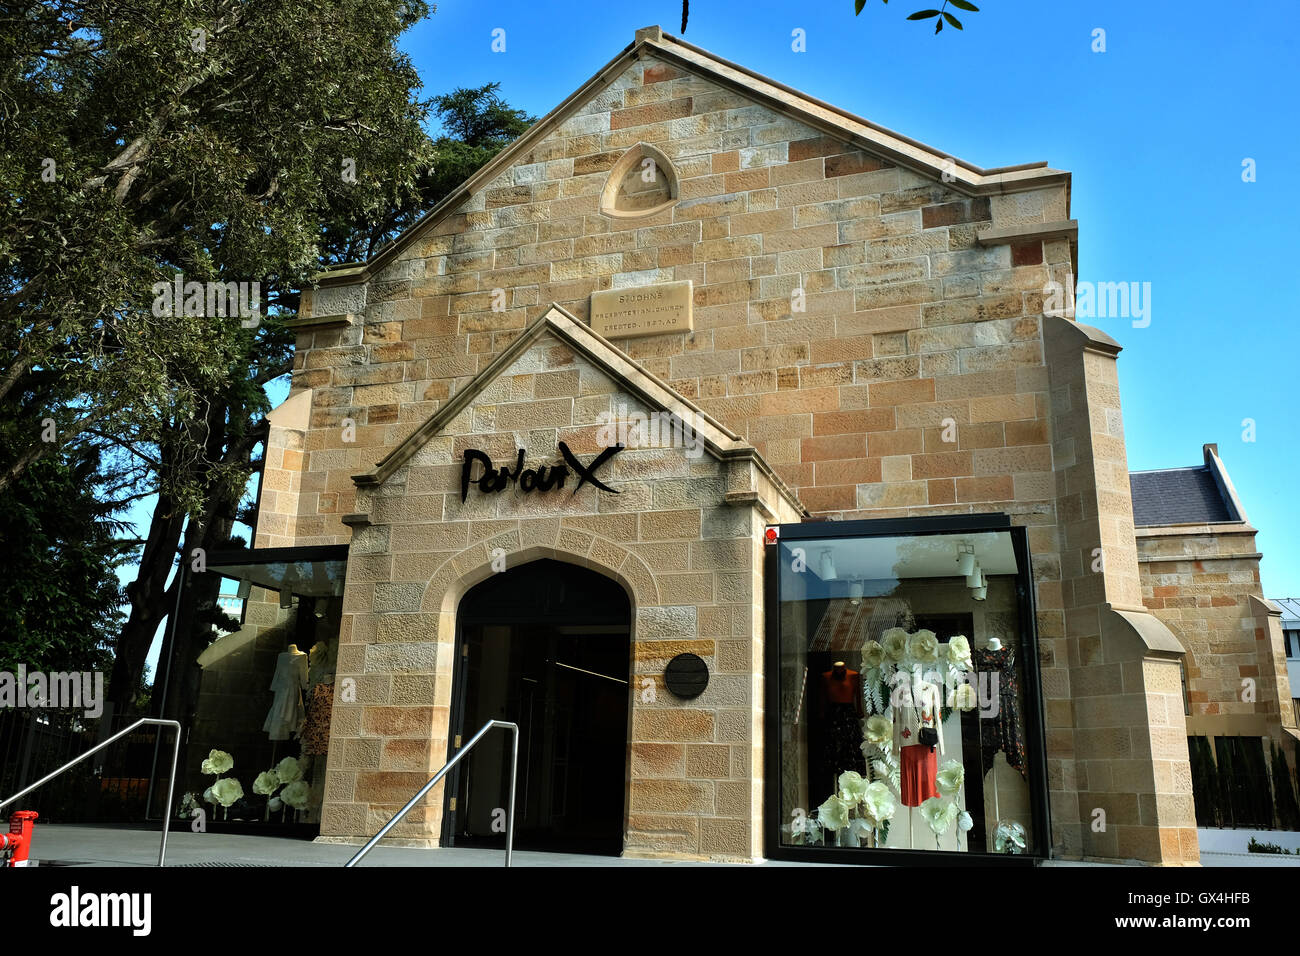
590,280,693,339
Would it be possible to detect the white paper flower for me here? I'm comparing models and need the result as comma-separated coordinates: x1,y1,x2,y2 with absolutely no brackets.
281,780,311,810
202,787,216,805
837,770,869,803
861,641,885,670
848,817,875,842
252,771,280,796
949,681,978,711
860,781,897,828
881,628,909,661
200,749,234,776
211,777,244,808
936,760,965,796
908,629,940,662
947,635,973,670
817,793,852,831
957,811,973,833
275,756,304,784
864,715,893,749
920,798,959,836
268,797,283,812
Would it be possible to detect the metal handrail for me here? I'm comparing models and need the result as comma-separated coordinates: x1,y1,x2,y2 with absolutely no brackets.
345,719,518,868
0,717,182,867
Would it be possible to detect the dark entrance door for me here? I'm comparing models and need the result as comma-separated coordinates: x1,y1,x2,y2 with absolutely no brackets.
444,559,631,855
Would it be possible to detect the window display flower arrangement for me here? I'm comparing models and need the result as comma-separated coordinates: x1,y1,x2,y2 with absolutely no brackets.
849,628,978,845
250,754,315,821
199,748,244,820
935,759,964,796
815,771,897,847
920,798,960,849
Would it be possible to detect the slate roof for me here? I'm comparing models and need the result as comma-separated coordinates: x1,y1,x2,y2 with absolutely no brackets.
1129,467,1235,527
1274,598,1300,630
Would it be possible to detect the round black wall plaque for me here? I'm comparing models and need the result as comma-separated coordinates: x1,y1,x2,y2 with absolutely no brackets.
664,653,709,699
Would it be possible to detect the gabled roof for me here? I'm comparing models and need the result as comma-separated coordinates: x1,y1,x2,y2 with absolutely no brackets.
1129,444,1247,528
317,24,1069,289
351,303,806,513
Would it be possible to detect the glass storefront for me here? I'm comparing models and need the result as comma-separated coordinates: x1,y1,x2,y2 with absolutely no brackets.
765,516,1048,861
158,546,346,833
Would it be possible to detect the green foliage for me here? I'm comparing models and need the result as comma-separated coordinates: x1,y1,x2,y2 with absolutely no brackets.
682,1,981,35
0,0,436,507
0,442,130,673
323,83,536,264
1247,837,1292,854
879,1,980,34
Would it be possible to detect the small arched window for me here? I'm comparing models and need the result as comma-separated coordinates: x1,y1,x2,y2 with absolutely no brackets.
600,142,678,219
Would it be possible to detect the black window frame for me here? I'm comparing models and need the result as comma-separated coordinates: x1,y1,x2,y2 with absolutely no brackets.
762,512,1051,865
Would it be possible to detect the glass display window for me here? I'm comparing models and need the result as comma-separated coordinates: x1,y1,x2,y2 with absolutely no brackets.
159,546,346,834
765,516,1048,861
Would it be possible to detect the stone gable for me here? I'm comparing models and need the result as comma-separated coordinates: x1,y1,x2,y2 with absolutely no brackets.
318,315,800,857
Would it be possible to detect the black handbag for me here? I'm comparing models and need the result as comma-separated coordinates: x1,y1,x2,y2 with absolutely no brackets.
918,725,939,750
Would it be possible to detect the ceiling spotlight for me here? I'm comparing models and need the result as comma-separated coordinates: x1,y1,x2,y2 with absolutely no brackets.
965,562,982,589
279,587,293,609
956,543,976,577
820,549,837,582
973,585,988,601
848,580,864,606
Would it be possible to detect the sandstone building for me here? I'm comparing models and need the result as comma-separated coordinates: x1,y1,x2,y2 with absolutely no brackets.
183,25,1288,865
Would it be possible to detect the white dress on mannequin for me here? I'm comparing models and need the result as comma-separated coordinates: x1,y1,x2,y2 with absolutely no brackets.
263,645,308,741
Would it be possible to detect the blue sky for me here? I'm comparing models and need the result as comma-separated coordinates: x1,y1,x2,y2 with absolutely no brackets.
127,0,1300,679
395,0,1300,593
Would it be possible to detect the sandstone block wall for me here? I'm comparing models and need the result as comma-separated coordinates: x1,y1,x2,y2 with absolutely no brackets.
317,332,800,859
253,32,1201,862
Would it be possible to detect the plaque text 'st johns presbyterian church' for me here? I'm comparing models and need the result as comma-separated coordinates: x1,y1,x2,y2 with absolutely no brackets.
230,25,1290,865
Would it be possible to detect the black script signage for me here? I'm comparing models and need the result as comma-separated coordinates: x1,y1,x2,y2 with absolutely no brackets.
460,442,624,502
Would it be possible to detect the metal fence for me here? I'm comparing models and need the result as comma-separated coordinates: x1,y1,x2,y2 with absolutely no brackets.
0,708,168,823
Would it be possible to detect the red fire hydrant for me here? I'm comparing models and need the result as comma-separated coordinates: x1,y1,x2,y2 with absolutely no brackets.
1,811,38,867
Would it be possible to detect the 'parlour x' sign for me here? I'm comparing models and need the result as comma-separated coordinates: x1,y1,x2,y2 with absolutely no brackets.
460,442,624,501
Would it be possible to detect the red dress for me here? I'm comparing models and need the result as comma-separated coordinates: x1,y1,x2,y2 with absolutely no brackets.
900,743,939,806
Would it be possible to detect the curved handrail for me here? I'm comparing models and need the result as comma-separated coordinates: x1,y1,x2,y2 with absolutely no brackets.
345,719,518,867
0,717,182,867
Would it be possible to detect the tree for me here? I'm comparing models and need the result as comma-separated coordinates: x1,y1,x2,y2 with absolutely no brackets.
1,0,437,712
0,441,130,675
0,0,436,501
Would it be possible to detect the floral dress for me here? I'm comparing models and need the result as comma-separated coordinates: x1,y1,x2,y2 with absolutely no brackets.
972,646,1026,778
824,702,866,777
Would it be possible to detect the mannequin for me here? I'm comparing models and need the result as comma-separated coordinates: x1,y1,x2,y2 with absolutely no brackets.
263,643,308,741
820,661,865,784
973,637,1026,779
302,641,336,756
894,675,943,799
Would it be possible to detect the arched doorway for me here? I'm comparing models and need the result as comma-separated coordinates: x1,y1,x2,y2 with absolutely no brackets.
443,559,632,855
